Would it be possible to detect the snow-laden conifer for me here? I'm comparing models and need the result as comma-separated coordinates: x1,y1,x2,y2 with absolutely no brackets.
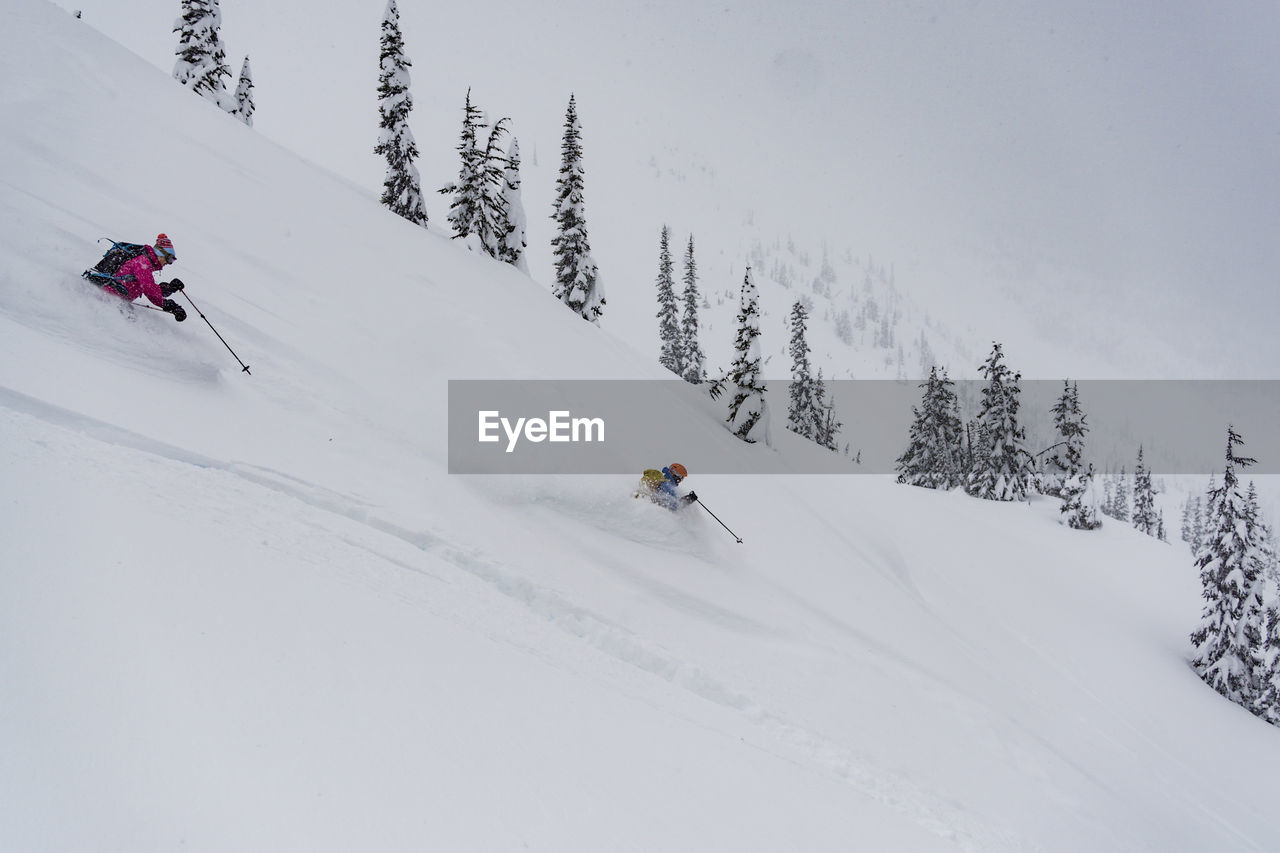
1181,497,1196,545
1246,510,1280,724
440,90,487,244
1191,426,1263,704
1239,483,1280,722
373,0,427,226
655,227,682,375
679,234,706,383
231,55,254,127
1109,467,1131,522
896,366,964,489
1060,465,1102,529
1132,446,1158,536
499,137,528,272
723,268,770,444
1044,381,1086,497
476,117,515,258
173,0,231,108
786,301,822,442
812,369,842,453
551,95,603,323
967,343,1030,501
440,91,515,256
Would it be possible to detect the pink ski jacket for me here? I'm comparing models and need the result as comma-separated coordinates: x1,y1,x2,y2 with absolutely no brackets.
113,246,166,307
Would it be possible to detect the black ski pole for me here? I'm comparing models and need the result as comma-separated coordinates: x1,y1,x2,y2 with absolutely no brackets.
696,498,743,544
180,291,251,374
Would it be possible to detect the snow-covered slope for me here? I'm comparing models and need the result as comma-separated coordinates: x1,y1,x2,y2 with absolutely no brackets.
4,3,1280,851
63,0,1280,381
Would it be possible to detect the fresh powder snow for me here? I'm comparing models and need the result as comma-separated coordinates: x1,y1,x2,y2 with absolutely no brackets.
4,2,1280,852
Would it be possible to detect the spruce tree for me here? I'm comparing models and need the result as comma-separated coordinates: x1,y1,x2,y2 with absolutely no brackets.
440,89,487,243
1112,467,1131,522
896,366,964,489
1060,464,1103,530
1250,595,1280,725
477,118,515,258
655,227,682,375
550,94,604,323
1190,495,1206,554
373,0,428,226
1191,426,1262,704
967,343,1030,501
1132,446,1158,536
173,0,231,108
231,55,254,126
787,301,821,441
1240,484,1280,721
812,370,842,453
679,234,706,383
1045,381,1087,497
499,137,528,273
723,268,770,444
1246,495,1280,724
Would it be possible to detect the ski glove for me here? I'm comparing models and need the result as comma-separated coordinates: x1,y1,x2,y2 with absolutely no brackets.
160,279,184,297
684,491,698,503
161,299,187,322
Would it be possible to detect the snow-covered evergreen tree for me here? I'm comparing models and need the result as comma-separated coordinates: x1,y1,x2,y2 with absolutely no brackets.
1245,496,1280,725
1132,446,1158,536
723,268,770,444
230,55,254,126
440,92,517,257
173,0,231,108
896,366,964,490
1191,426,1263,705
1239,483,1280,724
373,0,427,226
679,234,706,383
499,137,528,273
967,343,1030,501
1060,464,1103,530
550,94,603,323
1110,467,1131,522
440,89,487,244
812,369,842,453
1250,591,1280,725
655,227,682,375
1188,487,1209,554
476,117,515,258
786,301,822,442
1044,381,1087,497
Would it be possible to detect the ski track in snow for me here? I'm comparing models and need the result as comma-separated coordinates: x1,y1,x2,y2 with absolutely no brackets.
0,385,1036,852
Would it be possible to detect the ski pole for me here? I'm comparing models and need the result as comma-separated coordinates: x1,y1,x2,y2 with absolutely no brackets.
696,498,743,544
180,290,251,374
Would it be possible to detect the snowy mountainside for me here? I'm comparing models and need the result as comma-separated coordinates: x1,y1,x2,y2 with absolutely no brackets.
4,3,1280,852
61,0,1225,383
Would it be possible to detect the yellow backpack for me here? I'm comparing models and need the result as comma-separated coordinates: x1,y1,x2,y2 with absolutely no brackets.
635,468,665,499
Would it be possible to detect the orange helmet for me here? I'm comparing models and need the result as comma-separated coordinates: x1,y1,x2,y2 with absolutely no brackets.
668,462,688,480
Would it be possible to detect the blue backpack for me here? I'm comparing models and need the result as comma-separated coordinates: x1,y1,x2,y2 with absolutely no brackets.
83,239,148,295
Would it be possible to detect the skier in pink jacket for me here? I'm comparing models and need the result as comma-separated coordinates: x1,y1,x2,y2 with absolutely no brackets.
95,233,187,321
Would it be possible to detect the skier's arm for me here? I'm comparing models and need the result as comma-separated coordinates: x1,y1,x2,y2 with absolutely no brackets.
137,268,165,307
